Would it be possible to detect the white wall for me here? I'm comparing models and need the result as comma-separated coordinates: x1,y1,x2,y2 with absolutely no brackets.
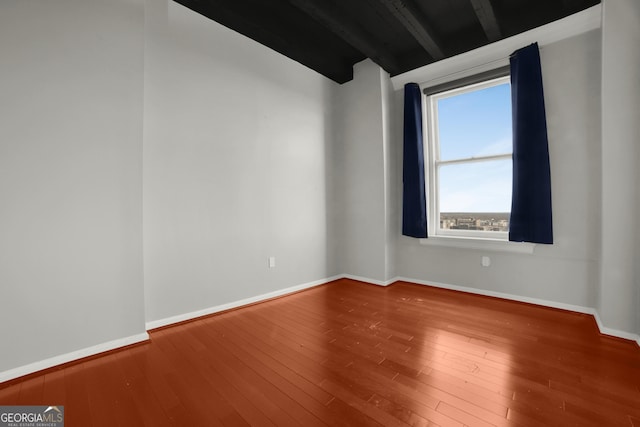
143,0,339,325
332,60,394,283
2,0,637,381
382,66,398,282
600,0,640,334
394,30,603,309
0,0,146,374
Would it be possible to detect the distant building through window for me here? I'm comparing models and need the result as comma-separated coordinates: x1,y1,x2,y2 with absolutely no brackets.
425,74,512,240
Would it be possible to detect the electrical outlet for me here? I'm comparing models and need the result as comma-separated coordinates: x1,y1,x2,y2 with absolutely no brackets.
268,256,276,268
481,256,491,267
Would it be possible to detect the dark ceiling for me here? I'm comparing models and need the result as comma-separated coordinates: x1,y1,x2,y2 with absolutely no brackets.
174,0,600,84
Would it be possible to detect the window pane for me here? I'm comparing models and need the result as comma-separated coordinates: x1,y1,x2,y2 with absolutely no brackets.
437,83,512,161
438,159,512,231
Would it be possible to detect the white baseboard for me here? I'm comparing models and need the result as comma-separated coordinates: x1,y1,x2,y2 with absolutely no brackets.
145,275,343,331
0,332,149,383
1,275,343,385
591,310,640,346
3,272,636,384
394,276,640,347
341,274,395,287
395,276,596,314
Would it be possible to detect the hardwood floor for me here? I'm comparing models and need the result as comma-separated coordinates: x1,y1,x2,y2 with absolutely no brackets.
1,278,639,426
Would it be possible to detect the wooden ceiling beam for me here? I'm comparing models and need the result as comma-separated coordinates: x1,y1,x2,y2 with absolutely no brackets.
470,0,501,42
561,0,584,12
175,0,356,83
378,0,444,61
288,0,401,75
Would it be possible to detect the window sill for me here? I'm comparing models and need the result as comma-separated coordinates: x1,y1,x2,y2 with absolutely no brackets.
419,235,536,254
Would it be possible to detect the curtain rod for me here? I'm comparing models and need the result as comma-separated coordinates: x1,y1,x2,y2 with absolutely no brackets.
418,45,544,90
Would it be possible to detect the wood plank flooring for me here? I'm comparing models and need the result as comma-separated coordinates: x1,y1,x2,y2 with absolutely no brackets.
1,278,639,426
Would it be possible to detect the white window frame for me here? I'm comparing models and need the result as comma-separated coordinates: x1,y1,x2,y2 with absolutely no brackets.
424,75,512,241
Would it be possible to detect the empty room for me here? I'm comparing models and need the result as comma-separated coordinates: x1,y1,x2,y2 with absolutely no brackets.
1,0,639,425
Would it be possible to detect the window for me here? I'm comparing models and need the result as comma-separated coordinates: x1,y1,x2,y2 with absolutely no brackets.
425,75,512,240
